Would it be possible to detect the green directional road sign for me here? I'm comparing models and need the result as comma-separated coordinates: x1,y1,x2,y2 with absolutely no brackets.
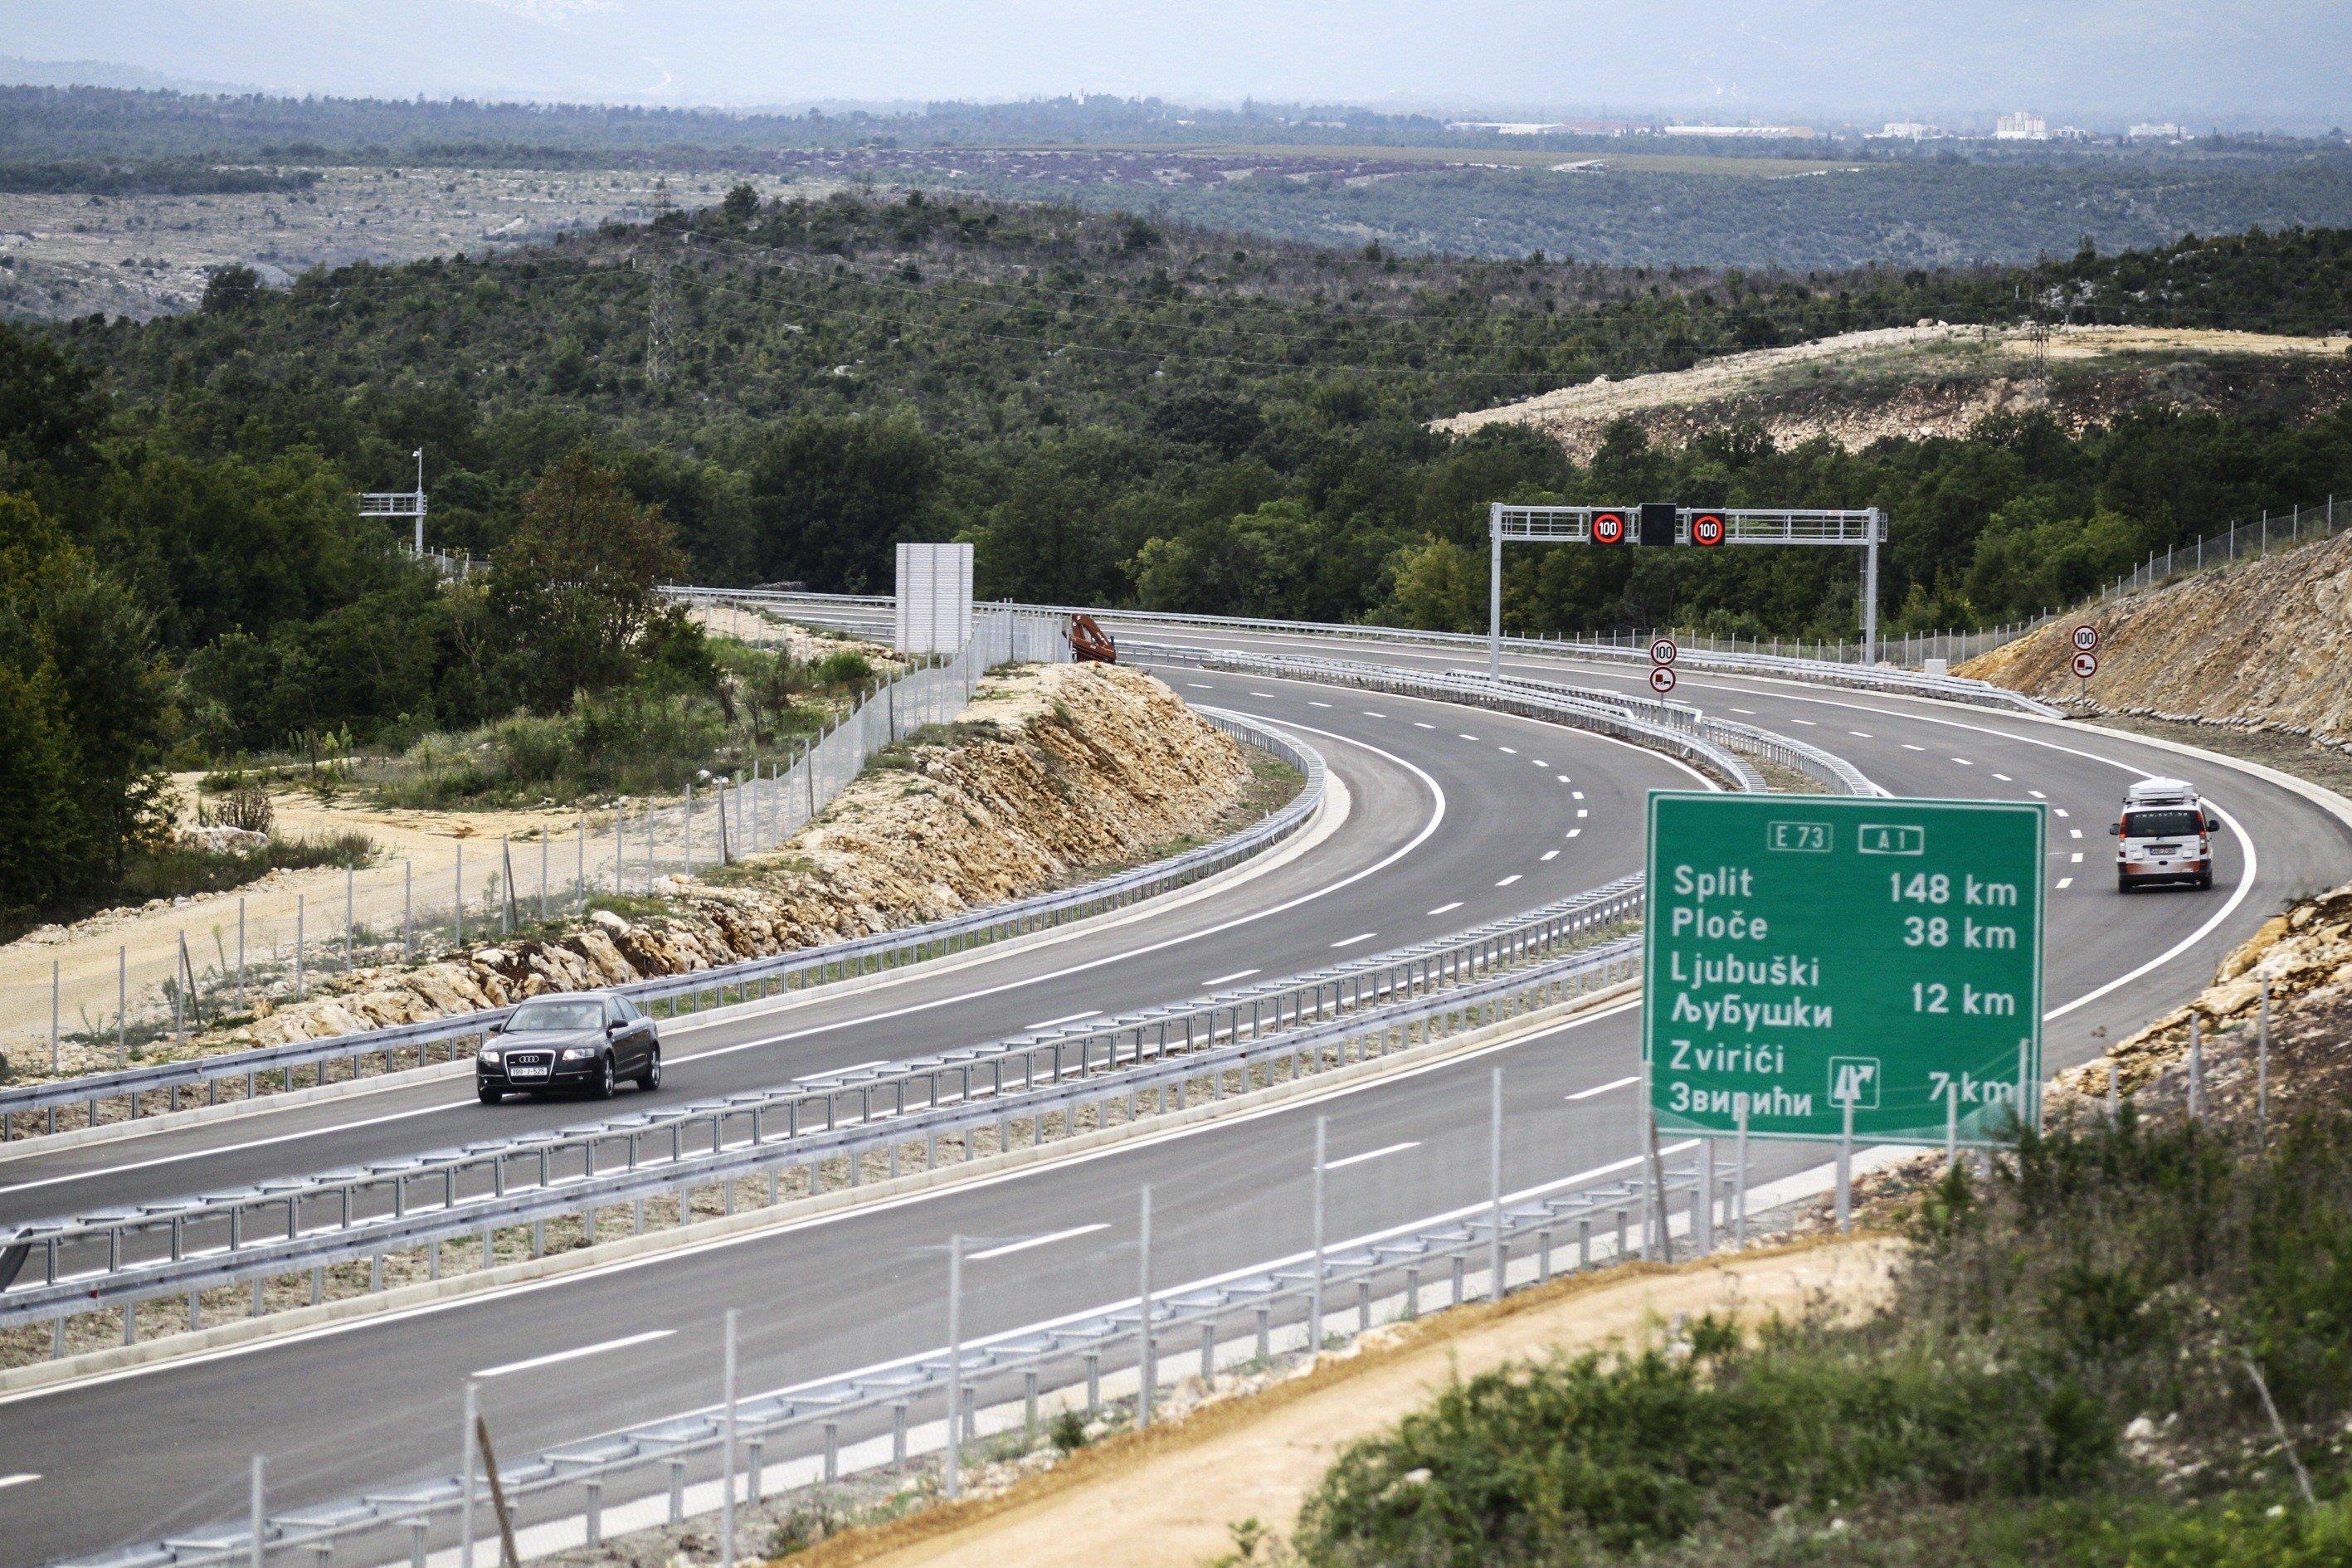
1643,792,2045,1147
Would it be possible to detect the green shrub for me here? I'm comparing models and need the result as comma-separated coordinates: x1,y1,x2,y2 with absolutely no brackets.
811,648,873,686
116,830,376,904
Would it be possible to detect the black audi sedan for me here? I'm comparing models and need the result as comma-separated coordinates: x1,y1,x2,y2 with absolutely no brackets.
475,992,661,1103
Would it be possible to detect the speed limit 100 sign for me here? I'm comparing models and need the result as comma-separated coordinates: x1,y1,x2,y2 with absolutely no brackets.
2071,624,2100,653
1648,637,1679,666
1690,512,1726,547
1591,510,1627,545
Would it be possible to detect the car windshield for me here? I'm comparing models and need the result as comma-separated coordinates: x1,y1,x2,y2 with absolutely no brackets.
505,1000,605,1032
2124,810,2203,839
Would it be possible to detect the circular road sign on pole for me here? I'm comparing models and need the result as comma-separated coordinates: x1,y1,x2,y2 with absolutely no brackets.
1691,513,1726,547
2072,650,2098,679
2072,624,2100,653
1591,510,1626,545
1648,665,1678,694
1648,636,1679,666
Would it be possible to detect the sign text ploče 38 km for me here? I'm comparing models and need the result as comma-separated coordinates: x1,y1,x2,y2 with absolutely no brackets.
1643,793,2045,1147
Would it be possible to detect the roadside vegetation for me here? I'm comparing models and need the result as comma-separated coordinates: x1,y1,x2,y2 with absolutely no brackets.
6,180,2351,930
1280,1099,2352,1567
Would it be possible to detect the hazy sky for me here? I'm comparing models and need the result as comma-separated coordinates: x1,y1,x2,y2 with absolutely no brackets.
9,0,2349,127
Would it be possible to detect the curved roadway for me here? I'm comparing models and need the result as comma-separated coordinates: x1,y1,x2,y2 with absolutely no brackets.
2,640,2346,1564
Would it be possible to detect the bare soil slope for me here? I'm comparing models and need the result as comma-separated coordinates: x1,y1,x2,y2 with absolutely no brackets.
1434,324,2351,460
1960,526,2352,742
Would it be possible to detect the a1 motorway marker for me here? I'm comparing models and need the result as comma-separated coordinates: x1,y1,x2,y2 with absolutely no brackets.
1643,792,2045,1147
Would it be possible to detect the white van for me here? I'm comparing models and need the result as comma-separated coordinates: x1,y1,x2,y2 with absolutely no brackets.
2111,778,2220,892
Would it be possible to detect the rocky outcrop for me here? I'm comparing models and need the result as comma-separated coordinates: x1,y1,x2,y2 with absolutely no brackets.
192,665,1258,1054
1961,527,2352,744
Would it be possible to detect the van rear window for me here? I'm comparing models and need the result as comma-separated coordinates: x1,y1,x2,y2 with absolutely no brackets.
2124,810,2203,838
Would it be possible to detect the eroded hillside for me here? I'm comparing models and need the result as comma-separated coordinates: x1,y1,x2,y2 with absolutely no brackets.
1961,525,2352,741
1434,323,2352,459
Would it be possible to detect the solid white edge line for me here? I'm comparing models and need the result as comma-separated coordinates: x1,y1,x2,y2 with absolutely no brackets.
0,1001,1647,1405
1564,1074,1640,1102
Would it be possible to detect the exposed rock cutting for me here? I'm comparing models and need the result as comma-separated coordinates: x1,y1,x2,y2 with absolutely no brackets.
1961,526,2352,744
181,665,1259,1054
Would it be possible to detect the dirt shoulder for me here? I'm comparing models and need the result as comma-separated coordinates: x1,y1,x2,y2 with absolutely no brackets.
796,1238,1897,1568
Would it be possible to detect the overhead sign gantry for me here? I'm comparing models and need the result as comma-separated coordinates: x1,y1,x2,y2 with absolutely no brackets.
1484,503,1889,677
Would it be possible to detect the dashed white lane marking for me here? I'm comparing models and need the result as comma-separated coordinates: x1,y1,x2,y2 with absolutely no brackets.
477,1331,674,1380
1026,1010,1103,1030
1993,772,2013,782
1566,828,1583,838
1951,757,1974,767
1250,691,1274,697
1414,722,1435,729
1362,711,1386,718
1541,850,1560,862
795,1059,889,1082
2028,790,2047,799
1425,902,1463,916
1576,808,1589,819
1202,968,1261,986
1902,743,1926,752
1308,700,1332,709
1848,730,1873,738
2053,808,2070,818
969,1224,1108,1261
2071,853,2083,863
1731,707,1756,715
1458,733,1480,741
2057,877,2075,889
0,1473,39,1491
1331,932,1378,948
1792,718,1817,727
1186,682,1213,689
2070,828,2082,839
1531,759,1549,767
1324,1141,1419,1171
1496,874,1522,887
1566,1075,1640,1102
1572,790,1585,800
1555,773,1572,783
1498,745,1518,754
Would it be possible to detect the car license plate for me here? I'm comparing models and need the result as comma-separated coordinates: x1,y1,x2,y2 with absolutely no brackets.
508,1061,550,1079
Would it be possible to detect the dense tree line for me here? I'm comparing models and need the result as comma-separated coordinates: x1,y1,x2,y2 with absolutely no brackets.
6,192,2349,917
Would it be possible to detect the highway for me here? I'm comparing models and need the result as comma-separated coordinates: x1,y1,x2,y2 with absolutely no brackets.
5,635,2348,1565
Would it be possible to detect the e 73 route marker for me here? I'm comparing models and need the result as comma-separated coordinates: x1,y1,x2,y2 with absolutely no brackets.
1643,792,2045,1148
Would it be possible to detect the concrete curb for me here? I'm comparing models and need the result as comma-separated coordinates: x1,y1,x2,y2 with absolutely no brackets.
0,771,1349,1166
0,975,1634,1397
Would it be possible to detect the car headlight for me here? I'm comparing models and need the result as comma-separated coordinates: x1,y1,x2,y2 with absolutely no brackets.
478,1048,501,1064
561,1046,601,1060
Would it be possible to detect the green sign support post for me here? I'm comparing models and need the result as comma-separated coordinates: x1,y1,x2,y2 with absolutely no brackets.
1643,792,2045,1227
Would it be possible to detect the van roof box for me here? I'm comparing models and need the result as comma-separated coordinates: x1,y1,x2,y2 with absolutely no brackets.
2125,777,2197,806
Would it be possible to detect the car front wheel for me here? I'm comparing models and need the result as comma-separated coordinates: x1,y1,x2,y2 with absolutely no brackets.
478,1083,503,1104
591,1055,616,1100
637,1046,661,1092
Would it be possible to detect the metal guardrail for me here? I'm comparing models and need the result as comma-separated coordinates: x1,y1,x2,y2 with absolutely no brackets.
0,712,1323,1144
673,588,2062,717
65,950,1691,1568
1136,642,1775,792
2,928,1643,1342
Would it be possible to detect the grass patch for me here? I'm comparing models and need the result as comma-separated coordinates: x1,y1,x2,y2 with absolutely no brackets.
116,830,376,903
1288,1098,2352,1567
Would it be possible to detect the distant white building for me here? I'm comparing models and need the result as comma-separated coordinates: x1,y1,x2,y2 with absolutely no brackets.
1657,123,1816,138
2129,122,2187,140
1993,110,2049,141
1447,120,1570,135
1873,120,1945,139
